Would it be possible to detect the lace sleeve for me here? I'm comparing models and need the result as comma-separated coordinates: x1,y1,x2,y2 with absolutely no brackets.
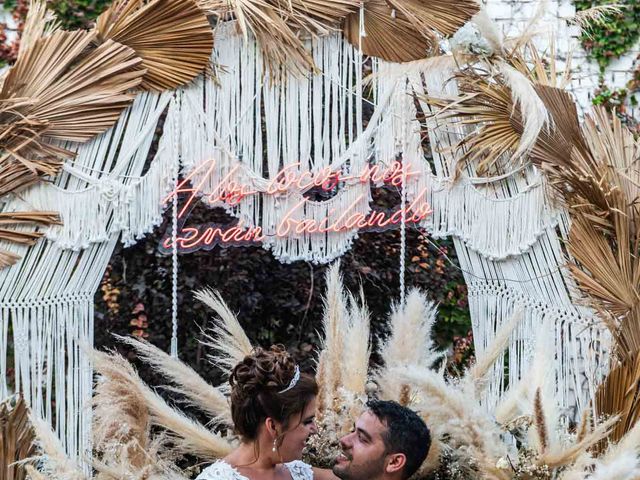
195,461,240,480
285,461,314,480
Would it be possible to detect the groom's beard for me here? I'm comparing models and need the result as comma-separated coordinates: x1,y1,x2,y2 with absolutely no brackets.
332,453,386,480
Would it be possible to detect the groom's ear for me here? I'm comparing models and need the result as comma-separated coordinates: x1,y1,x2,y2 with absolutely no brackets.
384,453,406,476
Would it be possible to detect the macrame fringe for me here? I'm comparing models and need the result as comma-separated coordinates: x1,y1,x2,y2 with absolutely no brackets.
0,92,165,467
417,172,558,260
12,94,176,250
262,183,372,263
421,64,610,419
177,24,373,263
467,281,610,413
4,298,94,466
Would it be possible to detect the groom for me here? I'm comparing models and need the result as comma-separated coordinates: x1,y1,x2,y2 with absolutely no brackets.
333,400,431,480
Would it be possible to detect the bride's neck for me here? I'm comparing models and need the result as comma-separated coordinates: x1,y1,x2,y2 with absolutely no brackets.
227,441,278,470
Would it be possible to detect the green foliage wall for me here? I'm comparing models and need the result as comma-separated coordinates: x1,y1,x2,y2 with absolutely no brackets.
574,0,640,70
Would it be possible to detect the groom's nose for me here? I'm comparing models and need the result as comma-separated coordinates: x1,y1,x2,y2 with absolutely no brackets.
339,432,354,450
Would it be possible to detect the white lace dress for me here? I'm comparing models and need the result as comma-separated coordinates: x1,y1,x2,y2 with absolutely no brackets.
196,460,314,480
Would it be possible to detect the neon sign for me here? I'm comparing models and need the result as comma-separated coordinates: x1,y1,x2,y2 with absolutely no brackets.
159,159,432,254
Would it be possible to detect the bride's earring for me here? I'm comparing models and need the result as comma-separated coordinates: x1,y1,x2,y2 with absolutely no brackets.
272,438,278,453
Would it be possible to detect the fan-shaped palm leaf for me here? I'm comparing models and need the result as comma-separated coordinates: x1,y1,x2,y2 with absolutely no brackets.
1,30,144,170
95,0,214,91
385,0,479,38
343,0,435,62
596,352,640,446
201,0,359,72
344,0,479,63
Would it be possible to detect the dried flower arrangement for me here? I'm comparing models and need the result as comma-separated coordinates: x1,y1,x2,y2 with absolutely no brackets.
12,262,639,479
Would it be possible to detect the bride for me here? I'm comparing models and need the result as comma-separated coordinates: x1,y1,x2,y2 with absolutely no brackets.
196,345,336,480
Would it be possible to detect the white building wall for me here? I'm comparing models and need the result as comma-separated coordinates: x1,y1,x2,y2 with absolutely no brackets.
485,0,640,112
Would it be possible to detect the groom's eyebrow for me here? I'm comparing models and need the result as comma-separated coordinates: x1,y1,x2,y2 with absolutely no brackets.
356,427,372,441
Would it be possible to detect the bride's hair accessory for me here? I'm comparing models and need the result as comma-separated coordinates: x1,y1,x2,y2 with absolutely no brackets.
278,364,300,393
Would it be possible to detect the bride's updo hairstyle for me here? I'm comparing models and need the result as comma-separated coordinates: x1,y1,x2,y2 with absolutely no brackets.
229,345,317,440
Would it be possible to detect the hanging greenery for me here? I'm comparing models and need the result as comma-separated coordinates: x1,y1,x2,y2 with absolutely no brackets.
574,0,640,69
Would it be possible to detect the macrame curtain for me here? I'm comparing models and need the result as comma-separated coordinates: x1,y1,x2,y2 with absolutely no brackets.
0,22,612,467
0,92,177,465
410,66,611,414
176,23,414,263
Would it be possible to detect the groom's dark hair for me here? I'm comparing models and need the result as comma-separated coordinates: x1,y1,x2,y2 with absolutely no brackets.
366,400,431,480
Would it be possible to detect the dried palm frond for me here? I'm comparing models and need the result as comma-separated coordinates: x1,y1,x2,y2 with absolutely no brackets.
376,288,440,405
529,84,587,171
95,0,214,91
92,349,233,461
0,211,60,227
0,31,144,268
0,30,144,187
203,1,311,74
0,141,65,197
195,288,253,376
29,40,143,142
201,0,359,73
118,335,232,427
425,73,522,174
526,103,640,445
0,211,61,240
18,0,60,59
203,0,358,35
0,397,36,480
431,60,548,172
584,106,640,205
343,0,435,63
385,0,479,38
273,0,359,32
596,352,640,445
0,211,61,267
566,215,636,321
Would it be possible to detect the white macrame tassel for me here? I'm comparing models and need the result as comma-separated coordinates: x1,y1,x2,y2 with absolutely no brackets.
170,94,180,359
399,158,407,306
359,2,367,39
